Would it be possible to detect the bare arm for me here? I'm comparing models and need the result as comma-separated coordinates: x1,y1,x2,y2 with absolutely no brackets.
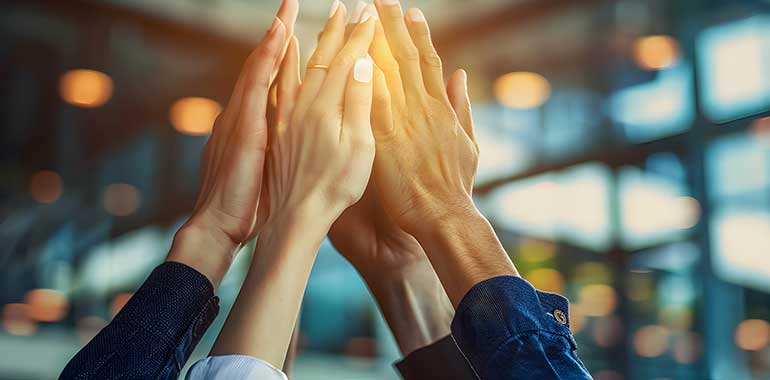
208,6,378,368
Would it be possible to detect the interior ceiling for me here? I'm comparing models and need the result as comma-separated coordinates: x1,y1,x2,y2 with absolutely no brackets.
100,0,525,41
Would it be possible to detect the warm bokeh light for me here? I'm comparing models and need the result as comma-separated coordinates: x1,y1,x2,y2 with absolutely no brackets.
672,331,703,364
578,284,617,317
735,319,770,351
527,268,565,294
2,303,37,336
632,35,681,71
110,293,133,317
59,69,114,108
24,288,69,322
626,272,655,302
633,325,671,357
752,116,770,146
518,239,556,263
169,97,222,135
574,262,613,285
569,304,587,334
494,71,551,109
29,170,63,204
659,305,693,330
102,183,141,216
591,315,623,348
76,316,108,344
674,196,701,229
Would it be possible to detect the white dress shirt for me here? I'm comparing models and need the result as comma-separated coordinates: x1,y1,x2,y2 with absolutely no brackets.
186,355,288,380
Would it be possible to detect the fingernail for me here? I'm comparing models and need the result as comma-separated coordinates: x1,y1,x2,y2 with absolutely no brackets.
268,17,283,34
328,0,340,18
364,4,379,22
354,57,374,83
408,8,425,22
381,0,399,5
349,1,367,24
359,11,372,23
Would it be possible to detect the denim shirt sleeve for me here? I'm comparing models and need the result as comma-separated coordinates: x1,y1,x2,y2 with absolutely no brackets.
394,335,479,380
60,262,220,380
450,276,592,380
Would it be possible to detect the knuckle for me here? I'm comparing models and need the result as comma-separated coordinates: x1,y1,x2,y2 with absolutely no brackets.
243,69,270,92
332,53,357,69
421,52,442,69
395,47,420,63
307,52,330,67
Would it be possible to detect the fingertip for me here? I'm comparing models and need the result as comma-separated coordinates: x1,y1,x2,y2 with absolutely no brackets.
354,56,374,84
406,7,426,23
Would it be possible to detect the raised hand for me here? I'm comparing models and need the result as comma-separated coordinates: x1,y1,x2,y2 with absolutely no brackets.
370,0,517,305
327,4,457,354
369,3,478,235
168,0,298,287
210,5,379,368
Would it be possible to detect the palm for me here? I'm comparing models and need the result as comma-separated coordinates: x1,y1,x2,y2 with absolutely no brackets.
329,180,424,273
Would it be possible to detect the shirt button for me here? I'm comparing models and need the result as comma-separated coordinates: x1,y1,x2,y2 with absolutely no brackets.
553,309,568,325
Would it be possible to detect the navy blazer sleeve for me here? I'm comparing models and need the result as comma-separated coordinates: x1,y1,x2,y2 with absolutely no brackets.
450,276,592,380
395,335,478,380
60,262,220,380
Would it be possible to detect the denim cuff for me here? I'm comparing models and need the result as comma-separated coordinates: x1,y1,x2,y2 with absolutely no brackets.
450,276,575,374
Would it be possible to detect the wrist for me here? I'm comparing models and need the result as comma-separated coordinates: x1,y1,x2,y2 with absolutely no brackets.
364,259,454,356
167,222,240,289
403,193,478,237
262,198,340,241
410,203,518,307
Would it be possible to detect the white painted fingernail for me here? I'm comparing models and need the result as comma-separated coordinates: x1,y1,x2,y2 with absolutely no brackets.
365,4,379,22
354,57,374,83
381,0,399,5
359,11,372,23
408,8,425,22
349,1,367,24
328,0,340,18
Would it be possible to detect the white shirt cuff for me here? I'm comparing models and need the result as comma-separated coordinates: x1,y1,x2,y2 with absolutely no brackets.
186,355,288,380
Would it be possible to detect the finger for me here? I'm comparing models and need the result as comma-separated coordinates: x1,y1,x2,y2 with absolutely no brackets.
374,0,426,103
345,0,368,39
405,8,448,103
370,20,405,109
447,69,476,143
238,18,286,139
276,37,301,129
276,0,299,38
205,18,285,201
315,9,376,115
371,65,394,138
272,0,300,80
342,56,374,144
294,1,347,119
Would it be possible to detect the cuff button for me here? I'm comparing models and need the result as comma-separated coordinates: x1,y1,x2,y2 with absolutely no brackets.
553,309,568,325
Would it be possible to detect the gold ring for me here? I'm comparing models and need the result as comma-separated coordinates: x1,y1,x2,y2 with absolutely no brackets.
308,64,330,71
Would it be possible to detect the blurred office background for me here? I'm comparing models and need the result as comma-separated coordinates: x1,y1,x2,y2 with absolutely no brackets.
1,0,769,378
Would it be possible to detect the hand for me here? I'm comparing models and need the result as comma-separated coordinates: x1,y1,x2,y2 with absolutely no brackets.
369,3,478,235
258,6,377,228
370,1,517,305
168,1,298,287
329,184,424,278
210,6,379,367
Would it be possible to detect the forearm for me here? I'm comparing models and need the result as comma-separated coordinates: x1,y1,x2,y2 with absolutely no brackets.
364,259,454,356
410,199,518,307
209,207,334,368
